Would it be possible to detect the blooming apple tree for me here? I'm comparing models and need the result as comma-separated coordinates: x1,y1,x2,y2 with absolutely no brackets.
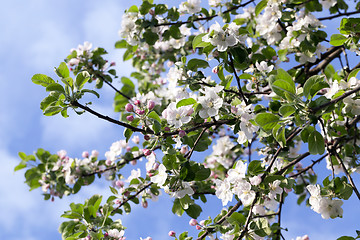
15,0,360,239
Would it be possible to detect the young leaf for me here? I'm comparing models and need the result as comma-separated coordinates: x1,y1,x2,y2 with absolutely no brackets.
308,130,325,155
32,74,55,87
55,62,70,78
255,112,280,131
187,59,209,71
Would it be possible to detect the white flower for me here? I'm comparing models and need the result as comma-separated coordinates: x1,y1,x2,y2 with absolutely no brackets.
202,22,238,52
319,0,337,9
127,169,141,182
269,180,283,198
198,86,224,119
255,61,274,73
343,97,360,115
173,181,195,198
211,136,235,168
227,161,247,184
179,0,201,14
162,102,193,128
108,229,125,238
233,180,256,206
150,164,168,187
215,179,233,206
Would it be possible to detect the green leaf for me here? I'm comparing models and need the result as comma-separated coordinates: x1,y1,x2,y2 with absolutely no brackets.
300,126,315,143
155,4,168,15
255,0,268,16
187,58,209,71
192,33,210,49
230,45,249,64
46,83,65,94
185,203,202,219
303,75,327,99
124,128,133,142
194,167,210,181
347,68,360,81
279,105,295,117
308,130,325,155
272,124,286,147
227,212,246,227
55,62,70,78
272,79,296,99
32,74,55,87
172,198,184,216
247,160,264,176
152,120,161,134
115,40,128,49
81,89,100,98
143,30,159,45
148,111,161,122
139,1,153,15
176,98,196,108
330,34,348,46
255,112,280,132
75,71,90,90
44,106,63,116
337,237,355,240
127,5,139,13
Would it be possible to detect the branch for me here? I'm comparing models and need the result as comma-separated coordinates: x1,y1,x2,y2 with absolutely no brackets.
196,200,243,240
112,182,153,213
307,46,344,76
236,196,257,240
310,85,360,113
82,146,161,177
153,0,255,28
290,154,328,178
70,100,151,134
318,10,360,21
332,150,360,201
184,127,209,159
276,152,311,175
228,52,249,105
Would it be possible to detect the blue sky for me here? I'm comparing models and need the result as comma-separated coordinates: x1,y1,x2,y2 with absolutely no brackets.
0,0,360,239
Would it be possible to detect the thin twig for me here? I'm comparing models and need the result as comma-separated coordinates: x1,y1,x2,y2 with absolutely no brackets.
318,10,360,21
228,52,249,105
71,100,151,134
184,127,209,159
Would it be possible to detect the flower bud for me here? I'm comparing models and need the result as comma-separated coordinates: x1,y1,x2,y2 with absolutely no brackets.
91,150,99,158
180,146,188,155
250,175,262,186
212,66,219,74
126,115,134,121
189,219,198,226
142,200,148,208
179,130,186,138
164,127,170,131
82,151,89,158
231,106,238,114
125,103,134,112
168,231,176,237
110,61,116,67
143,149,152,156
115,180,124,188
134,100,141,106
136,109,145,115
196,225,201,230
147,100,156,110
144,135,151,141
131,160,137,165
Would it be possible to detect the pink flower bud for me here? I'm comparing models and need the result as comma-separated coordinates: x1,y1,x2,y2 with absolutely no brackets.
189,219,198,226
143,149,152,156
131,160,137,165
196,225,201,230
105,159,113,166
164,127,170,131
126,115,134,121
302,235,309,240
153,162,159,170
180,146,188,155
144,135,151,141
200,220,205,226
136,109,145,115
168,231,176,237
134,100,141,106
91,150,99,158
179,130,186,138
104,233,109,237
144,237,152,240
82,151,89,158
142,200,148,208
115,180,124,188
212,66,219,74
110,61,116,67
272,56,278,61
147,100,156,110
125,103,134,112
284,188,292,193
187,108,194,116
126,146,131,152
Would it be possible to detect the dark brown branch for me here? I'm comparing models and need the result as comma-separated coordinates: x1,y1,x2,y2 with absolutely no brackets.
307,46,344,76
236,195,257,240
112,182,153,213
196,200,243,240
290,154,328,178
276,152,311,175
310,85,360,113
71,100,151,134
332,151,360,201
318,10,360,21
228,52,249,105
184,127,209,159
